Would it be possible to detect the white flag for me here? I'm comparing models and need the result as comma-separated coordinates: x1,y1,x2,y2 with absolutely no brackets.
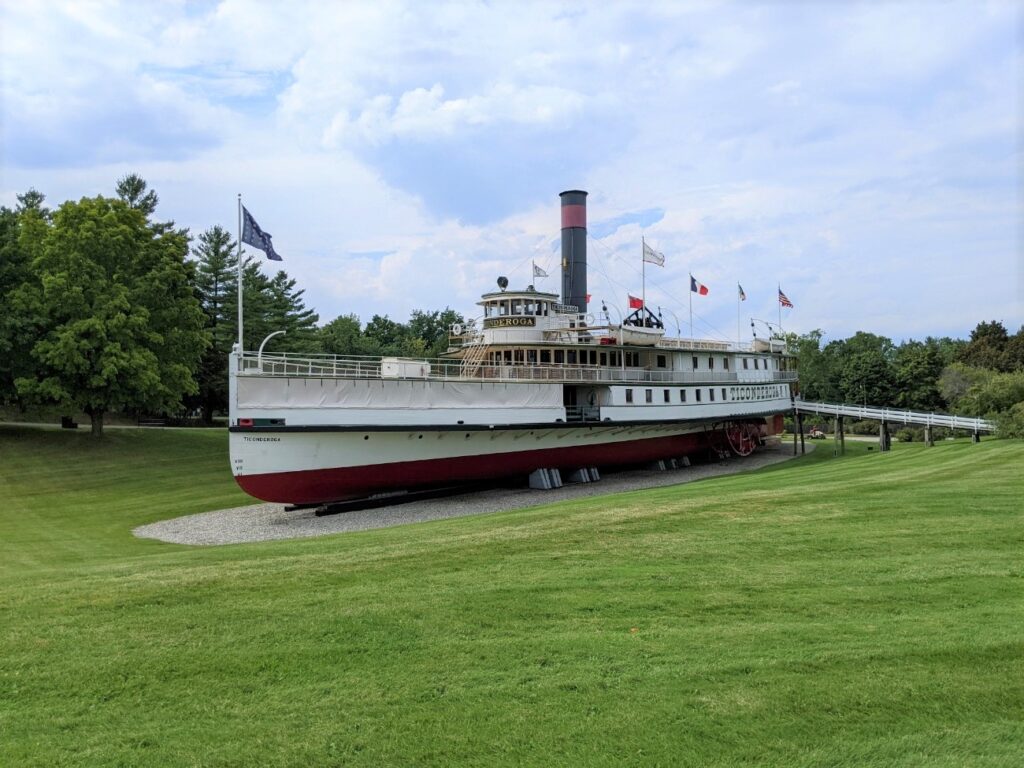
642,242,665,267
533,263,548,278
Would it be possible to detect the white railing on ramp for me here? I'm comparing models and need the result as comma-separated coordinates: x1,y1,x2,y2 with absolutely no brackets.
793,399,995,433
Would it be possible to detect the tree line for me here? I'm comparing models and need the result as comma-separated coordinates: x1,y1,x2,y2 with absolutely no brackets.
789,322,1024,438
0,176,463,435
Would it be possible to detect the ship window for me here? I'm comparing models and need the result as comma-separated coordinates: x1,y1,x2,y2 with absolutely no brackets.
567,350,577,364
503,350,512,363
709,388,715,401
625,389,633,403
708,356,714,370
663,389,670,403
754,358,759,370
680,389,687,403
743,358,748,369
540,350,551,364
722,387,727,400
527,349,537,364
695,389,702,402
645,389,653,403
589,350,597,365
656,354,667,368
723,358,729,371
600,352,607,366
692,356,698,369
555,350,564,364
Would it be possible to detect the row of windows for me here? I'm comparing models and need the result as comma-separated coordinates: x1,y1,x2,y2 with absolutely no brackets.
624,387,728,404
486,348,773,370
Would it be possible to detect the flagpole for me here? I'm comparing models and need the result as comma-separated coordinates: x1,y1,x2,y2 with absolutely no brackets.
737,284,740,345
777,284,782,335
237,194,243,350
689,272,693,340
641,237,646,318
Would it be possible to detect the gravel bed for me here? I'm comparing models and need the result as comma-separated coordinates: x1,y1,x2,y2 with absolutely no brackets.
134,442,814,546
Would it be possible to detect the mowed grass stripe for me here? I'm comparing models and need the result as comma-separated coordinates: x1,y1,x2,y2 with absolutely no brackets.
1,426,1021,766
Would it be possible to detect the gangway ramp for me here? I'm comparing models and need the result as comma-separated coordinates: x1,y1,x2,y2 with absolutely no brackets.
791,398,995,454
794,399,995,433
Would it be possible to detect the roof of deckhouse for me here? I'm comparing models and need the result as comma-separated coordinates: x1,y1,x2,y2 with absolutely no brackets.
479,289,561,302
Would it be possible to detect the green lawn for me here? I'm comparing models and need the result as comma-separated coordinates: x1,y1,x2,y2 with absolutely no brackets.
1,425,1021,766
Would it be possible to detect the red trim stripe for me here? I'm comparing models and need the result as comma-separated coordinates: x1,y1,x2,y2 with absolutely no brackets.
561,204,587,229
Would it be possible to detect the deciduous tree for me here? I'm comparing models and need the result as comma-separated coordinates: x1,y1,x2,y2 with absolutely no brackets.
14,196,207,435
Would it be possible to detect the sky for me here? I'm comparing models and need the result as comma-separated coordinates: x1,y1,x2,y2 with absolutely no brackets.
1,0,1021,346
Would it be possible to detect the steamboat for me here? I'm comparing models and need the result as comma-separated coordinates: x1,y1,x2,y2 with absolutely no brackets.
229,190,796,504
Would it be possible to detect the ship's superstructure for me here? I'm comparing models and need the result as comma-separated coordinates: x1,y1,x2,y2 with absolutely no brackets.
228,191,796,505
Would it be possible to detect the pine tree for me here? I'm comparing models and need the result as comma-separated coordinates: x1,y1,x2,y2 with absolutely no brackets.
190,226,239,421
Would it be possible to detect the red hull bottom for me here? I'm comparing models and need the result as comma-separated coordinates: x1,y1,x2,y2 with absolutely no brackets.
237,430,723,505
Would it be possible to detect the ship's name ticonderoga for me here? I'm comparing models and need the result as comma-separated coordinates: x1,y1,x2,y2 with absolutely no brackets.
243,436,281,442
484,316,537,329
728,384,787,401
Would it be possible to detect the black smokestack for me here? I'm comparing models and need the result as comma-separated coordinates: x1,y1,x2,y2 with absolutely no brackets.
560,190,588,313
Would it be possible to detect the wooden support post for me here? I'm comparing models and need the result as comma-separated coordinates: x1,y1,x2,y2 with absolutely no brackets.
798,412,805,455
839,415,845,455
972,430,981,444
924,425,934,447
879,421,890,452
833,416,839,456
793,412,798,455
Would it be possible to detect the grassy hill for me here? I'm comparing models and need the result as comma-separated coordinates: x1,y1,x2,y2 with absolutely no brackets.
1,425,1021,766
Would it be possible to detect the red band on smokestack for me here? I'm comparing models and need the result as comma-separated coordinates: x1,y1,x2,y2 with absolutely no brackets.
561,204,587,229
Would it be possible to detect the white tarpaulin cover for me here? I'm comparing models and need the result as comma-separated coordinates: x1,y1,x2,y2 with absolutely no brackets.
238,377,562,410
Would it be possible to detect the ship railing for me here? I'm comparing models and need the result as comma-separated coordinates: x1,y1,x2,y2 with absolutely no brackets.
240,352,798,386
565,405,602,423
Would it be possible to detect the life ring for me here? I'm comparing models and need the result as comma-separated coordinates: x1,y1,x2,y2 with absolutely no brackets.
452,323,463,336
584,313,595,326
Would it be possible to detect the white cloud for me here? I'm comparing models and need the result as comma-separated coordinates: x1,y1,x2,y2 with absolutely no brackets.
1,0,1019,341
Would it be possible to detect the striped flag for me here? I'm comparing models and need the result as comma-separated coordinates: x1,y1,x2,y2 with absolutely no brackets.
690,275,709,296
738,283,746,301
778,288,793,308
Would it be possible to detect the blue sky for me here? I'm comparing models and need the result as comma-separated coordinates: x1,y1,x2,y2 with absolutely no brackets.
1,0,1020,344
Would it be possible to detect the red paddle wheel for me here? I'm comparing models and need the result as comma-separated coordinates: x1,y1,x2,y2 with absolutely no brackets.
725,422,760,457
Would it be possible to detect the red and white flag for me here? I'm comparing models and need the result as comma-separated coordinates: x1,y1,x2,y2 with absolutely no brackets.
690,275,709,296
778,288,793,308
628,294,644,309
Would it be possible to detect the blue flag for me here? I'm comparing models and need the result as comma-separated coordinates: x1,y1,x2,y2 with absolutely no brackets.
241,206,283,261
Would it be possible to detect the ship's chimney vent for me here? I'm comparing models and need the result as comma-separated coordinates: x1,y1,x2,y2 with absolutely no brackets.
559,190,587,313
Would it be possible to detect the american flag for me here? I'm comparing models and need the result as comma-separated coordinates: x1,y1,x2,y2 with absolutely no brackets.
778,288,794,308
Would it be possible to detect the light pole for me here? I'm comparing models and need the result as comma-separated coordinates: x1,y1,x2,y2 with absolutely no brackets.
257,330,287,368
